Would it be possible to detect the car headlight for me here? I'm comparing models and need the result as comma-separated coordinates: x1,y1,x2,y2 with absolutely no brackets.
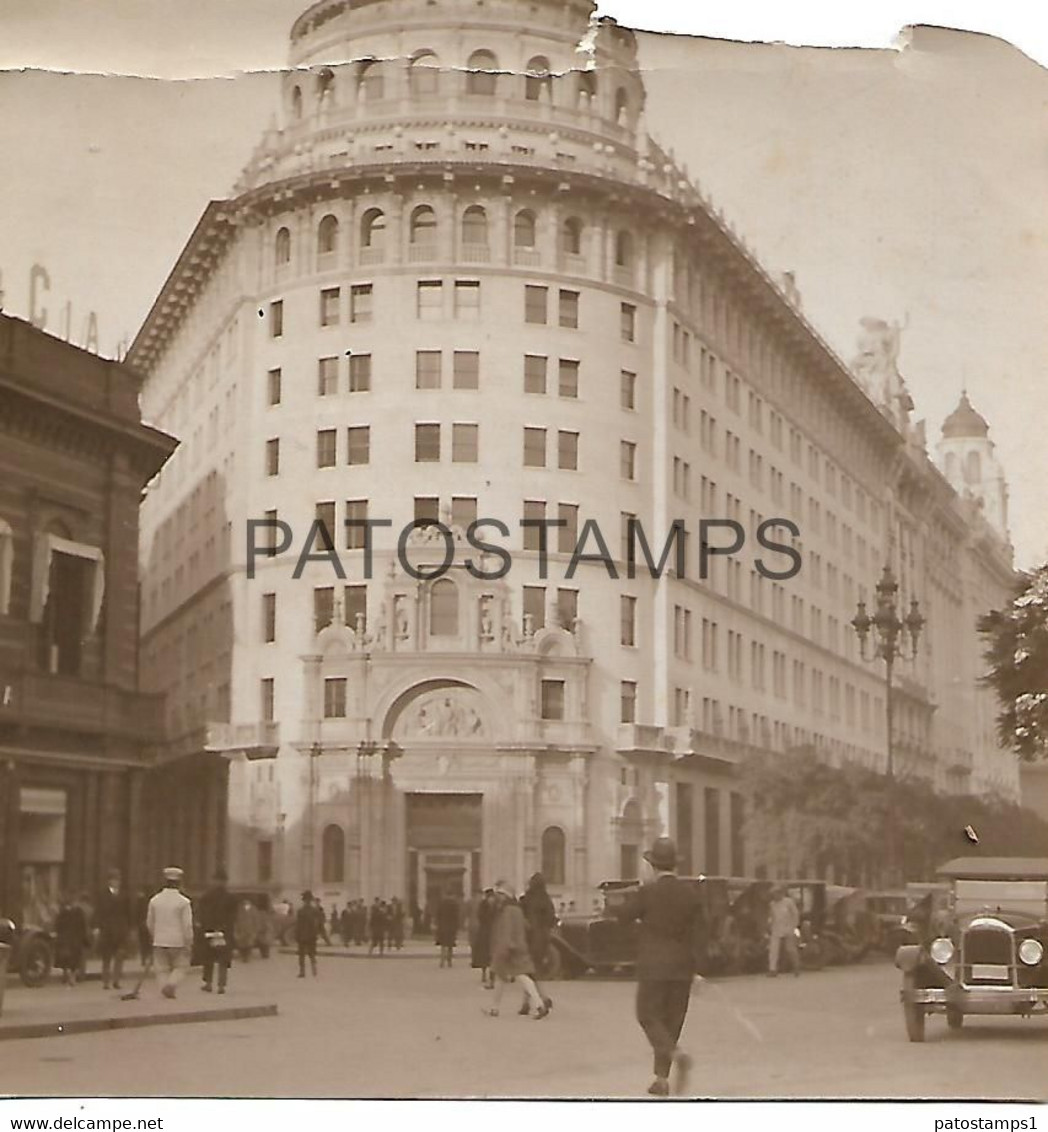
1018,939,1044,966
929,937,955,964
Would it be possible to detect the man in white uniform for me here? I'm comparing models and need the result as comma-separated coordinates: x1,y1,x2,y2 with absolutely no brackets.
146,866,194,998
767,886,801,977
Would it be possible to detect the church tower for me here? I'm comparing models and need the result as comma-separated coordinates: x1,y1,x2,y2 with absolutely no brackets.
936,392,1010,540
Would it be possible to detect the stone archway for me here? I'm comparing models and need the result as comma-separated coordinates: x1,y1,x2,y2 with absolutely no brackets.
382,678,491,743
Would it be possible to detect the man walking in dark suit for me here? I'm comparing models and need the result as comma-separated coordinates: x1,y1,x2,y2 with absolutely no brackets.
614,837,703,1097
197,867,237,994
96,868,132,990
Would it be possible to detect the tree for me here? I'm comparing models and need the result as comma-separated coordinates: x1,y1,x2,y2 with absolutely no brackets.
979,564,1048,762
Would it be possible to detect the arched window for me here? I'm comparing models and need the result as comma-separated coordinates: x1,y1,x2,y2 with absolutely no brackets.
513,209,536,249
410,204,438,244
321,824,345,884
360,208,386,249
317,68,335,102
562,216,583,256
429,579,459,636
410,51,440,97
577,70,597,106
614,86,629,124
943,452,958,481
541,826,566,886
964,451,982,484
525,56,552,102
358,59,385,102
317,214,339,256
275,226,291,266
466,50,498,96
615,229,634,269
291,85,303,119
461,205,488,245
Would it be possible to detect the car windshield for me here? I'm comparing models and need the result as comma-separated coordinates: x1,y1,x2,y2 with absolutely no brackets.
954,879,1048,918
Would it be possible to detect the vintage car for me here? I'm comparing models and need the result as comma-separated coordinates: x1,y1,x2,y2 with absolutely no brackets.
867,890,913,952
895,857,1048,1041
0,912,55,987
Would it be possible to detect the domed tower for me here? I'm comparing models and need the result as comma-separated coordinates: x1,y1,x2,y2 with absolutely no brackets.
936,392,1010,540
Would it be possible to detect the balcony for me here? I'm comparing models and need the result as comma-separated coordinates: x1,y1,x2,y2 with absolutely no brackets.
513,247,542,268
2,672,164,745
358,247,386,266
616,723,675,758
667,726,753,768
204,721,280,760
407,242,438,264
460,243,491,264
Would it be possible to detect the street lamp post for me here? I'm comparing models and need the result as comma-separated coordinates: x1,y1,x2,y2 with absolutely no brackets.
850,564,925,883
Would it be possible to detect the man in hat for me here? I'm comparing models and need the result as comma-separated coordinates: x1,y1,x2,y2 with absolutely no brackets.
146,866,194,999
767,886,801,977
612,837,703,1097
196,867,237,994
295,890,328,977
95,868,131,990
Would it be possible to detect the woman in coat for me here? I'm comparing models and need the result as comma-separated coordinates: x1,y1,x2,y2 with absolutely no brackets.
470,889,496,988
54,893,91,986
435,890,460,967
485,882,550,1019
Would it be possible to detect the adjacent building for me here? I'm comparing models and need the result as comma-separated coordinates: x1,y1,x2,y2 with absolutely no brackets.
128,0,1020,910
0,313,175,923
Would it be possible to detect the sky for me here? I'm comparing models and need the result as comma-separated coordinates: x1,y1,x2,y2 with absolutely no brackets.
0,2,1045,567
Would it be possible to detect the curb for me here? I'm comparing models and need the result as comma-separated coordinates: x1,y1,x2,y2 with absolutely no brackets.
0,1002,278,1042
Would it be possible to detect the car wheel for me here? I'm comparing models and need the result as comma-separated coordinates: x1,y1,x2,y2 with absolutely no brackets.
19,936,53,988
902,976,926,1042
946,1007,964,1032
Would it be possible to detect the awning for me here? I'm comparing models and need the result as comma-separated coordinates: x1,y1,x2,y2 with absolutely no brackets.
19,786,68,816
29,533,106,632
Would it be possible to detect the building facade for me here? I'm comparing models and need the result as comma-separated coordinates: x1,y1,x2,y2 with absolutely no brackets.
0,314,175,923
129,0,1019,910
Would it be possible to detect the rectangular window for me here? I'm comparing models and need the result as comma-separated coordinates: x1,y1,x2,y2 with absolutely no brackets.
523,585,546,632
452,423,478,463
621,680,637,723
263,509,279,557
620,440,637,481
345,583,367,632
350,283,373,322
315,501,336,550
324,677,347,719
345,499,368,549
257,840,273,884
523,427,547,468
265,437,280,476
262,592,276,643
346,426,370,466
348,353,371,392
318,356,339,396
558,358,579,399
621,370,636,410
316,429,337,468
451,496,478,531
314,586,335,633
620,302,636,343
260,677,275,722
557,430,578,471
320,286,340,327
414,496,440,524
524,354,547,395
270,300,283,338
525,285,548,325
620,595,637,647
417,280,443,321
454,280,481,320
557,503,578,554
556,588,578,629
704,788,721,874
540,679,565,720
416,350,442,389
415,423,441,462
267,367,282,406
522,500,546,551
558,289,580,329
453,351,479,389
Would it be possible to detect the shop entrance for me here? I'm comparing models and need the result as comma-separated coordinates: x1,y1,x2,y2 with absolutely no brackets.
405,792,482,920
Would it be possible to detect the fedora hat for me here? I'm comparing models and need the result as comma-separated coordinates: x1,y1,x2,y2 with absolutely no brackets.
642,837,678,872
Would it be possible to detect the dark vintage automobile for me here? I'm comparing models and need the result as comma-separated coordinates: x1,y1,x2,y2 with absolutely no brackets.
867,891,912,952
551,876,836,978
895,857,1048,1042
0,913,55,987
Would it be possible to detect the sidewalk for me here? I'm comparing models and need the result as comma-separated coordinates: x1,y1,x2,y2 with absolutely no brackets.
0,976,277,1042
278,938,439,960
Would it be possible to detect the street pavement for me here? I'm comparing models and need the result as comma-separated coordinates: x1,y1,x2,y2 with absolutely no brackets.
1,946,1045,1100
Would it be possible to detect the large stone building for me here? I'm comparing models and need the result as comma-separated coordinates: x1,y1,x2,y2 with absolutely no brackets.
0,314,175,923
128,0,1019,910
